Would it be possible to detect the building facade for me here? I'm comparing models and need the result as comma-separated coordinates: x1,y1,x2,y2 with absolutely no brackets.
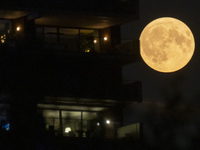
0,0,141,140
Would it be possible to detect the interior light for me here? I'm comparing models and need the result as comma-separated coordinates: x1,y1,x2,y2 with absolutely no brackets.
65,127,71,133
104,36,108,41
16,26,21,32
106,120,110,125
94,39,97,44
97,122,100,126
85,49,90,53
2,123,9,131
1,34,6,43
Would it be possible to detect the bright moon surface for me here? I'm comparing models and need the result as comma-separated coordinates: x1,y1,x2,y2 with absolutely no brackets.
140,17,195,73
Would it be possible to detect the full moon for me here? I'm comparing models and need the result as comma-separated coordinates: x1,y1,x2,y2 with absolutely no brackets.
140,17,195,73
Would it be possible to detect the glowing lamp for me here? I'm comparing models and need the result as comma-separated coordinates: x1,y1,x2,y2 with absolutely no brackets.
94,39,97,44
65,127,71,133
1,34,6,43
106,120,110,125
85,49,90,53
140,17,195,73
104,36,108,41
97,122,100,126
16,26,21,32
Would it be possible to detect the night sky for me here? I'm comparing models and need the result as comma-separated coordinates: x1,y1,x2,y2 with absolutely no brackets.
1,0,200,149
122,0,200,104
121,0,200,148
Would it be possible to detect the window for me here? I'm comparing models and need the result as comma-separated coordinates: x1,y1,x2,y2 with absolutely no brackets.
36,27,99,52
36,27,44,40
0,20,11,34
80,29,94,52
0,20,12,45
44,27,57,44
59,28,79,52
42,109,98,137
43,110,60,131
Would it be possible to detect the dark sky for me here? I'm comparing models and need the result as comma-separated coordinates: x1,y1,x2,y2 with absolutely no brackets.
121,0,200,104
120,1,200,147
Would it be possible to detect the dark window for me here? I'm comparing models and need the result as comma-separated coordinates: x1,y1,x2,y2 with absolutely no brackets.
36,27,99,52
44,27,57,44
59,28,79,52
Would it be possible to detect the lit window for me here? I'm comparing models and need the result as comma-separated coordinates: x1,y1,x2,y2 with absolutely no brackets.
65,127,71,133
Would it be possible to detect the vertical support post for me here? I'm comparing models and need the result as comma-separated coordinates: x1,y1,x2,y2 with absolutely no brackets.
57,27,59,44
81,111,83,131
78,111,83,137
78,29,81,52
53,118,55,126
59,110,63,135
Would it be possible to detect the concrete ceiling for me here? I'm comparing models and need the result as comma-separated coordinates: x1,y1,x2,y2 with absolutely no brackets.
35,12,136,29
38,104,105,112
38,96,119,112
0,10,28,19
0,9,137,29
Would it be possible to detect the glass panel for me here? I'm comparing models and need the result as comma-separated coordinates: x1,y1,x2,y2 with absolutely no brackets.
59,28,79,52
0,20,11,45
83,112,97,138
59,28,79,37
62,111,81,137
43,110,59,118
0,24,5,33
35,27,100,53
0,104,9,131
44,27,57,43
0,20,11,34
94,30,100,52
83,112,97,120
36,27,43,40
61,111,98,137
80,29,94,36
36,27,43,34
80,29,95,52
43,110,60,131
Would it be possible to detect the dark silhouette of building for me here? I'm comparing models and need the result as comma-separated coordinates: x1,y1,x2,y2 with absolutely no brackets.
0,0,142,149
